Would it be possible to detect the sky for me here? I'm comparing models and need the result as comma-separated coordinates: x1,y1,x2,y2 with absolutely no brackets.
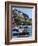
12,7,32,18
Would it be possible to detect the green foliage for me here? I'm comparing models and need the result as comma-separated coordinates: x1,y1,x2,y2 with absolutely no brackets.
13,9,32,26
14,15,32,26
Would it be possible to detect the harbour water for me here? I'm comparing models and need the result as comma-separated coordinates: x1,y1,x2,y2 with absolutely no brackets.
27,25,32,37
11,25,32,37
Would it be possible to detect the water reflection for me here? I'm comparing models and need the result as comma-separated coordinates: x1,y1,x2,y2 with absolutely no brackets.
11,25,32,38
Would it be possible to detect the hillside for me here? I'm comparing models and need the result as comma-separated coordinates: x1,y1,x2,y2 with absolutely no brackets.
12,8,32,26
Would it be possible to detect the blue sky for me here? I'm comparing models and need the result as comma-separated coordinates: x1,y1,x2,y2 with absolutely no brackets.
12,7,32,18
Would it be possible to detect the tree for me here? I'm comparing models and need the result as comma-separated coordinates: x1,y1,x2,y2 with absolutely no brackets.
12,8,32,25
